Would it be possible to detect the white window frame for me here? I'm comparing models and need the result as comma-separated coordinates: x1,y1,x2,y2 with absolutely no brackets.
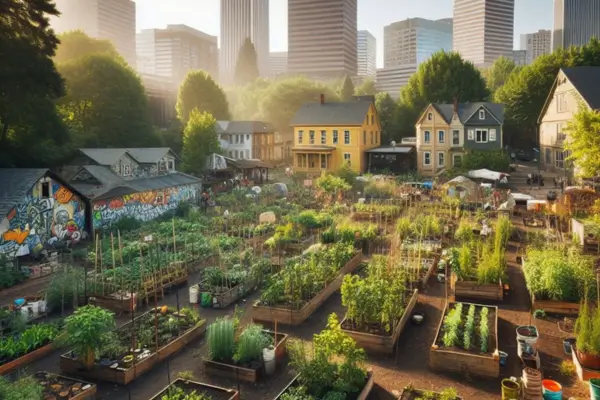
555,150,565,168
475,129,488,143
321,130,326,144
167,160,174,171
298,130,303,144
333,130,339,144
424,130,431,144
467,129,474,140
437,152,445,167
438,130,445,144
343,152,351,166
123,164,131,176
452,130,460,146
557,93,567,112
423,151,431,166
453,154,462,167
489,128,497,141
309,130,315,144
478,109,485,120
427,113,432,121
344,130,350,145
245,150,250,159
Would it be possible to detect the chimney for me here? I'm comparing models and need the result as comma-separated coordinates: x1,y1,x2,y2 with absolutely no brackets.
453,97,459,113
320,94,325,104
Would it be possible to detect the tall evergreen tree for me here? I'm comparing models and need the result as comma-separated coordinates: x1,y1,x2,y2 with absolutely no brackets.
339,75,355,101
234,38,260,86
182,110,220,175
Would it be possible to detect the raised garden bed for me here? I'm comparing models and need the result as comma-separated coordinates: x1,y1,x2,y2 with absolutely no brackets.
430,301,499,378
340,289,418,354
203,330,288,382
0,322,59,375
274,371,374,400
198,278,258,309
450,273,503,301
35,371,97,400
399,386,462,400
149,378,239,400
531,294,580,316
60,308,206,385
89,292,137,314
252,252,362,326
572,344,600,382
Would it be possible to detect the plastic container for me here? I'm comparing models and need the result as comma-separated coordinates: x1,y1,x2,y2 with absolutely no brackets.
189,285,199,304
499,351,508,366
562,338,576,355
263,346,276,376
590,378,600,400
516,325,539,345
38,300,47,313
501,378,520,399
200,292,212,308
542,379,562,400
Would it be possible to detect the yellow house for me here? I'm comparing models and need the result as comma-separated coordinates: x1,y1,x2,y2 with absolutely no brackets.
290,95,381,174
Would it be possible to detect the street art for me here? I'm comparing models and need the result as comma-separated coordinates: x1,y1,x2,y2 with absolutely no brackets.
92,185,197,230
0,180,86,258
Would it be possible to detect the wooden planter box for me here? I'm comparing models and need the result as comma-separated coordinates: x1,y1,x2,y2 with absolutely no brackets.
429,301,499,378
399,387,463,400
420,256,438,289
340,289,418,354
60,318,206,385
200,278,258,309
531,295,580,316
150,379,239,400
450,273,503,301
274,371,374,400
36,372,97,400
252,252,362,326
89,293,137,314
0,342,55,375
572,345,600,382
203,330,289,383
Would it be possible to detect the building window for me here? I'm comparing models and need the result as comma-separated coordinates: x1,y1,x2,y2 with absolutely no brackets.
321,130,326,144
123,164,131,176
489,129,497,141
309,130,315,144
228,135,233,144
438,130,445,144
555,151,565,168
423,130,431,144
41,181,50,198
376,131,379,143
545,148,551,164
344,130,350,144
452,130,460,146
333,130,339,144
423,152,431,166
476,129,488,143
343,152,351,166
370,131,374,144
453,154,462,167
557,93,567,112
437,152,445,167
479,109,485,120
363,130,366,145
168,160,174,171
321,154,327,169
298,130,303,144
234,150,239,158
246,134,250,141
427,113,432,121
245,150,250,159
240,135,244,144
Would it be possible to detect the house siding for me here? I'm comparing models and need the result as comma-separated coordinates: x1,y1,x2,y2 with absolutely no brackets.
0,177,87,258
111,153,141,178
416,105,452,175
463,106,503,151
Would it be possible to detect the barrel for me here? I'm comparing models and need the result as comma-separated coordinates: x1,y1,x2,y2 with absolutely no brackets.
502,378,520,399
590,378,600,400
542,379,562,400
189,285,199,304
263,346,276,376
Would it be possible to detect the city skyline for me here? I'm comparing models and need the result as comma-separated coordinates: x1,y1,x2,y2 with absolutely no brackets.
135,0,554,68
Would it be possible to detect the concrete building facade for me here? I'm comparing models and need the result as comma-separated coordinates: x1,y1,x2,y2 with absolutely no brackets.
268,51,288,77
520,30,552,64
375,65,417,99
357,30,376,77
553,0,600,50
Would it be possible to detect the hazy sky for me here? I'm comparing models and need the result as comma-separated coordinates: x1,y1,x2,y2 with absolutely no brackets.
136,0,554,67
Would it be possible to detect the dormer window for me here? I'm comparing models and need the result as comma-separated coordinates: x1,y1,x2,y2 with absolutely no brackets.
427,113,433,121
479,109,485,120
123,164,131,176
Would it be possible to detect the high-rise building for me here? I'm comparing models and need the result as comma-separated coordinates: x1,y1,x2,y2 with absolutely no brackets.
384,18,452,68
357,30,376,77
375,65,417,99
553,0,600,50
136,25,218,85
520,30,551,64
50,0,136,67
268,51,288,77
220,0,269,85
453,0,515,68
288,0,357,78
512,50,527,66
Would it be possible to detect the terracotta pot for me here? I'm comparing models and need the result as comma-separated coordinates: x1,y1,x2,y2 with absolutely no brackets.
577,349,600,370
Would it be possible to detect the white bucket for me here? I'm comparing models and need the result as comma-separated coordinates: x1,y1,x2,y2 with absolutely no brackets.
263,346,276,376
38,300,47,313
189,285,199,304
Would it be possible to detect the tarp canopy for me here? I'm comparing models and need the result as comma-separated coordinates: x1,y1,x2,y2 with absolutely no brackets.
468,169,510,181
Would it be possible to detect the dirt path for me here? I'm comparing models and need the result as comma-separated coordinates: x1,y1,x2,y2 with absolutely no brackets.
0,275,55,306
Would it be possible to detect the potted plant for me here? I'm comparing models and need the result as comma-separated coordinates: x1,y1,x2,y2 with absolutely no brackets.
574,301,600,369
61,305,116,369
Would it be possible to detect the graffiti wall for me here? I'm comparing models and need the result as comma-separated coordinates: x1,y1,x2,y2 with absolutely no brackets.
92,185,197,230
0,179,86,258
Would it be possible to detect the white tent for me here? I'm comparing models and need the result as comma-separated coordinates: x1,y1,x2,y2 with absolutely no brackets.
468,169,510,181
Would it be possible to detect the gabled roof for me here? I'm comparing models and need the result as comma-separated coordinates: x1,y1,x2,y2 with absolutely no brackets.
79,148,180,166
422,102,505,125
216,121,275,134
290,100,373,126
79,148,130,166
92,171,201,201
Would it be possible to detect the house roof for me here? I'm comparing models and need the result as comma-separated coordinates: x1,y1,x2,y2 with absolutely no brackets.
216,121,275,134
0,169,49,218
69,165,125,198
79,148,179,165
430,102,505,125
290,100,373,126
366,146,414,154
79,148,129,166
561,67,600,110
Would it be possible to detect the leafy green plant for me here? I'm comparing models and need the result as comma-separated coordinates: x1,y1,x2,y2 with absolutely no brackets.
233,324,271,364
454,219,475,243
206,317,235,362
442,303,462,348
0,322,60,362
0,376,43,400
161,386,212,400
575,301,600,356
463,305,476,351
479,307,489,353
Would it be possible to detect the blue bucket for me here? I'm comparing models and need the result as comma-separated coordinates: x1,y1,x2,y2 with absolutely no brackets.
499,351,508,366
542,379,562,400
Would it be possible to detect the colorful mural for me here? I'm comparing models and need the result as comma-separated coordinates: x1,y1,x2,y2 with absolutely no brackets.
92,185,197,230
0,180,86,258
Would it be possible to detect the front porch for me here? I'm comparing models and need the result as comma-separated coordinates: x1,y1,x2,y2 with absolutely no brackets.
292,146,335,173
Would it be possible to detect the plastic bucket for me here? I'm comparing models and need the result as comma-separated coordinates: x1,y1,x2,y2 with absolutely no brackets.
189,285,199,304
562,338,576,355
516,325,539,346
200,292,212,308
542,380,562,400
590,378,600,400
499,351,508,366
263,346,276,376
501,378,520,399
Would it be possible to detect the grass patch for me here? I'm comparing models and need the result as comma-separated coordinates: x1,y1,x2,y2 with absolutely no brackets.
559,360,576,377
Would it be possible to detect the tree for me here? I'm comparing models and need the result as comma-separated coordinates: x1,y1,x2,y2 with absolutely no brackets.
176,70,230,122
354,78,377,96
483,56,518,94
374,92,398,144
57,54,157,147
54,30,122,65
338,75,355,101
564,108,600,177
234,38,260,86
182,110,220,175
0,0,65,160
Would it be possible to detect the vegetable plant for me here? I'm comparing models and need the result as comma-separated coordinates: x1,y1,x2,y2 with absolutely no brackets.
0,323,60,363
206,318,235,362
463,305,476,350
479,307,489,353
575,301,600,356
207,319,272,365
161,386,212,400
442,303,462,348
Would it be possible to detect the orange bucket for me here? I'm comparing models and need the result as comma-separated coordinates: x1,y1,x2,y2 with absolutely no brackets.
542,380,561,392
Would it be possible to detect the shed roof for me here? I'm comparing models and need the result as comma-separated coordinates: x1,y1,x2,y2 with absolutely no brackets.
79,148,179,165
0,169,49,218
365,146,413,154
79,148,129,166
290,100,372,126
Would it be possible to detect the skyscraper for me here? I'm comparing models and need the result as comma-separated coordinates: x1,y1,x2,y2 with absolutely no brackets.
357,30,376,77
268,52,288,77
553,0,600,50
288,0,357,78
220,0,269,85
520,30,552,64
50,0,136,67
453,0,515,68
137,25,218,85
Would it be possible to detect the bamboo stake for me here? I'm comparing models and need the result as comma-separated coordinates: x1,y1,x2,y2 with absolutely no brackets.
94,233,99,297
99,235,104,296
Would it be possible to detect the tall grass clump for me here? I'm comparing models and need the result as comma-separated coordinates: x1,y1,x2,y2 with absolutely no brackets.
207,318,235,362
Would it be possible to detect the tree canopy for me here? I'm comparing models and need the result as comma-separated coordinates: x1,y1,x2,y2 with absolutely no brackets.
176,70,231,122
483,56,518,95
54,30,123,65
374,92,398,144
338,75,355,101
354,78,377,96
57,54,156,147
564,108,600,177
234,38,260,86
182,110,220,175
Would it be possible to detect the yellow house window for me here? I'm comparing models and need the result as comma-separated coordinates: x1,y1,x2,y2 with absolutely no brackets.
344,130,350,145
333,130,339,144
321,130,326,144
298,130,303,144
309,130,315,144
370,131,374,144
343,152,351,166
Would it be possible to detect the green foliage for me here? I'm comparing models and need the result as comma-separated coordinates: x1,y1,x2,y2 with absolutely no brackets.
0,258,27,289
57,54,157,147
182,109,220,175
575,302,600,356
564,108,600,177
161,386,213,400
315,173,351,194
355,203,402,218
0,376,43,400
454,219,475,243
62,305,115,362
333,164,358,187
483,56,519,94
234,38,260,86
463,305,476,350
338,76,355,101
55,30,123,65
233,323,272,364
321,221,378,244
0,323,60,362
460,149,510,172
206,318,235,362
354,79,377,96
479,307,489,353
442,303,462,348
375,92,399,144
177,70,230,122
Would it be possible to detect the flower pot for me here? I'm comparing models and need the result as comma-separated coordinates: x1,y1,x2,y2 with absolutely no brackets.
576,349,600,370
123,355,134,368
562,338,576,355
590,378,600,400
516,325,538,345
